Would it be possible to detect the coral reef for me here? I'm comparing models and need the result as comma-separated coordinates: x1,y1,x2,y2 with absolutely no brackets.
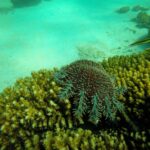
0,69,75,149
142,48,150,60
42,129,128,150
0,52,150,149
55,60,124,124
102,52,150,131
115,6,130,14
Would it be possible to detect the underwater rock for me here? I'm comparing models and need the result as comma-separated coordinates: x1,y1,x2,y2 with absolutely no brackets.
0,7,14,14
55,60,124,124
11,0,42,8
132,12,150,29
116,6,130,14
132,5,149,12
0,0,13,8
0,0,13,14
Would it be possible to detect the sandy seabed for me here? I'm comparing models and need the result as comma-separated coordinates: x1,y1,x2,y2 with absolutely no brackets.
0,0,149,91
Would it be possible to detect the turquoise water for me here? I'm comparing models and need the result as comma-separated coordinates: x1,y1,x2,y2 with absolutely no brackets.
0,0,149,91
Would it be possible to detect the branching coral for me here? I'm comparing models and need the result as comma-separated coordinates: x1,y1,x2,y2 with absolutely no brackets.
102,53,150,130
0,69,74,149
0,52,150,149
55,60,124,124
42,128,129,150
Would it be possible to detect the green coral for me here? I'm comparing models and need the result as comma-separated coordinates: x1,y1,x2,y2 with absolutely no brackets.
0,69,75,149
142,48,150,60
0,52,150,149
42,129,128,150
102,52,150,130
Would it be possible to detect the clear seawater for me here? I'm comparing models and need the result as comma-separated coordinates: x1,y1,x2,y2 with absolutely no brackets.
0,0,149,91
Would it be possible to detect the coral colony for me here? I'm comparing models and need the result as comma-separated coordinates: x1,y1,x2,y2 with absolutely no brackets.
0,51,150,149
